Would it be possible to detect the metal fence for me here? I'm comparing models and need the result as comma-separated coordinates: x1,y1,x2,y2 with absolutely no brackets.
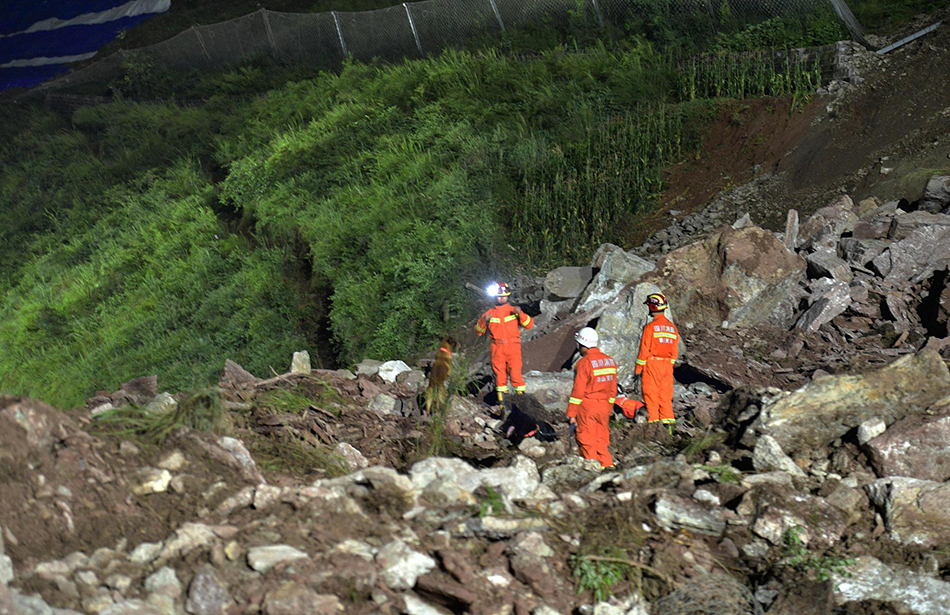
28,0,866,95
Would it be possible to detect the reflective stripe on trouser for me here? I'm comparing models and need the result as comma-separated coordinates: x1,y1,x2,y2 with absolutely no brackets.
642,360,675,424
574,400,613,467
490,343,525,393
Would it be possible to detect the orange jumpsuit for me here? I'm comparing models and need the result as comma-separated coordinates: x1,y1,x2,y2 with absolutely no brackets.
634,312,679,425
475,304,533,395
568,348,618,467
614,395,645,420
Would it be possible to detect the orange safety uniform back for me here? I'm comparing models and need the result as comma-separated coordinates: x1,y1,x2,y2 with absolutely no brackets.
475,304,533,342
567,348,618,417
634,312,679,371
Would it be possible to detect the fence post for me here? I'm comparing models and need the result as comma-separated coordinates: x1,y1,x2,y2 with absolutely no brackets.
403,3,424,56
192,26,212,63
331,11,349,58
487,0,506,33
589,0,604,28
261,9,280,57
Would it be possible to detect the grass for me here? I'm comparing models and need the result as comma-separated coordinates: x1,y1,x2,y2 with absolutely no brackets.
91,387,227,445
782,526,855,582
0,4,841,407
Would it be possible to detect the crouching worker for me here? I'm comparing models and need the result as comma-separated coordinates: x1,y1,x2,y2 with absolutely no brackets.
614,385,647,423
567,327,617,469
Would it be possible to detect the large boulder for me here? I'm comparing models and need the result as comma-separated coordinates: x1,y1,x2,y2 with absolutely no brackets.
796,197,858,252
575,249,655,313
544,267,593,301
744,488,848,548
640,226,806,330
865,477,950,547
596,282,683,389
886,211,950,240
795,280,851,332
756,350,950,461
521,371,575,416
865,413,950,481
875,223,950,284
919,175,950,213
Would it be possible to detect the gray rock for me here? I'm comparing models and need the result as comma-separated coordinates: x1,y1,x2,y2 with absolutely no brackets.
795,280,851,332
919,175,950,213
157,523,218,560
215,486,254,516
247,546,309,573
263,581,343,615
185,566,230,615
334,443,368,471
454,516,550,539
290,351,311,375
544,266,593,300
857,417,886,445
798,197,858,251
758,350,950,460
0,555,11,586
131,468,173,495
508,532,555,558
521,371,574,415
865,477,950,546
834,556,950,614
144,567,182,598
590,243,624,269
354,359,382,377
654,495,726,536
403,594,451,615
882,223,950,284
576,250,655,312
806,250,853,283
866,414,950,481
90,402,116,418
732,212,753,229
784,209,799,250
839,237,890,267
375,540,436,590
825,483,867,526
99,601,162,615
144,393,178,416
541,456,606,491
749,490,848,547
367,393,399,415
156,451,185,471
888,211,950,241
396,369,425,392
378,360,411,383
752,435,806,476
216,436,264,483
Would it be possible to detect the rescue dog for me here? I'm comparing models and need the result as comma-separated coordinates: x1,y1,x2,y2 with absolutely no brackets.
501,395,557,447
424,336,457,415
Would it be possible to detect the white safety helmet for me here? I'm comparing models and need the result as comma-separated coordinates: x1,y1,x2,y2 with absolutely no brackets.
574,327,599,348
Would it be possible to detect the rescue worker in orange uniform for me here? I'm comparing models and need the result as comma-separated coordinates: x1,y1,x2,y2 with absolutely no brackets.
635,293,679,433
614,387,646,422
475,282,533,403
567,327,617,469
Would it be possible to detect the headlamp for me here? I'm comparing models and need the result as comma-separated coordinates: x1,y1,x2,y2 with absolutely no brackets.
485,283,500,298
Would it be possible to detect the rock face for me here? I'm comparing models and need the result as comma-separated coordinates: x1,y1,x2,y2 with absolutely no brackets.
834,556,950,614
575,248,655,312
865,478,950,547
375,541,436,590
865,414,950,481
757,349,950,460
544,267,593,301
640,226,806,329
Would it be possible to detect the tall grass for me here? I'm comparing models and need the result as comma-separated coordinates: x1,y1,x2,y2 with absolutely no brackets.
1,22,835,407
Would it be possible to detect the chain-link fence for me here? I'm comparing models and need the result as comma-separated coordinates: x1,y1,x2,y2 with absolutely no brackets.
28,0,866,95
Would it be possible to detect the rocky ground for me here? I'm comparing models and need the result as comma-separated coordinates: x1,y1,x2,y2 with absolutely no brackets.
5,14,950,615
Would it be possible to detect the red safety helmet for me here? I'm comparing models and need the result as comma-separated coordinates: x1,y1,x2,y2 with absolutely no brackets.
492,282,511,297
645,292,668,312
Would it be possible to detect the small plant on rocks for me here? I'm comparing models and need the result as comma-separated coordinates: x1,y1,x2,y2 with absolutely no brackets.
782,526,855,582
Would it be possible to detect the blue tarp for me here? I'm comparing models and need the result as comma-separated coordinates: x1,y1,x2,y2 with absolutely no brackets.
0,16,154,64
0,64,71,91
0,1,136,35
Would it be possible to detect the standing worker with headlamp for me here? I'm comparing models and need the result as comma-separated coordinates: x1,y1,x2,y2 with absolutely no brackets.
475,282,533,404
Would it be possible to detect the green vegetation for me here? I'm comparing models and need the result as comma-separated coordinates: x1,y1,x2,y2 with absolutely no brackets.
571,550,633,602
782,526,855,582
92,387,226,445
477,486,506,518
1,0,874,407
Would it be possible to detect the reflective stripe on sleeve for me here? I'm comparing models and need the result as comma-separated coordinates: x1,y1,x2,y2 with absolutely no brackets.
608,397,616,404
635,359,647,366
475,324,486,333
521,315,532,326
569,397,583,405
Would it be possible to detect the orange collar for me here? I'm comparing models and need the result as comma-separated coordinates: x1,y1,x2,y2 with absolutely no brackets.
439,347,452,356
